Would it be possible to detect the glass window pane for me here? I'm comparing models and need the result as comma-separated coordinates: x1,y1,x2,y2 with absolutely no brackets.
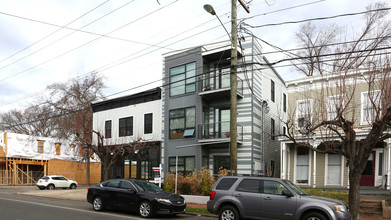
170,118,184,129
186,62,195,71
170,65,185,75
170,83,185,96
171,74,185,83
170,109,185,118
186,107,195,127
186,157,195,171
236,179,259,193
186,69,196,83
186,83,195,93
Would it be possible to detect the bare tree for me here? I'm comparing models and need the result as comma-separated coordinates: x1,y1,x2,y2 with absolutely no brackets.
88,131,158,181
0,104,57,137
286,2,391,219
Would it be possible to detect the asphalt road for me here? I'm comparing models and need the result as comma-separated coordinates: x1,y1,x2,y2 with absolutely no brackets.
0,188,215,220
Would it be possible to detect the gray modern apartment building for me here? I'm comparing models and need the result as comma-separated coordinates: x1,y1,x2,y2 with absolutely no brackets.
161,36,287,176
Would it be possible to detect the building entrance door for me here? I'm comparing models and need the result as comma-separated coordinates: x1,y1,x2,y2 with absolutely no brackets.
360,152,375,186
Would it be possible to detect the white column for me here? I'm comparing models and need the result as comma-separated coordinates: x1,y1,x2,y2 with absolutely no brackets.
281,142,286,179
313,150,317,188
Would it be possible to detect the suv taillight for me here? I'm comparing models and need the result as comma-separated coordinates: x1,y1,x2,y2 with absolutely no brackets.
210,191,216,200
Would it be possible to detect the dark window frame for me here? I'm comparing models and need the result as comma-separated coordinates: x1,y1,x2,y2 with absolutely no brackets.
271,80,275,102
144,113,153,134
283,93,287,112
105,120,112,138
168,156,195,176
119,117,133,137
271,118,275,140
169,107,196,139
169,62,196,97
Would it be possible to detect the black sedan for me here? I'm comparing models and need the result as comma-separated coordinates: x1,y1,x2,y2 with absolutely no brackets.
87,179,186,218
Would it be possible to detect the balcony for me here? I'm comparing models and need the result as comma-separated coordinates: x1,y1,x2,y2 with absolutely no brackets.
198,121,243,144
198,72,243,100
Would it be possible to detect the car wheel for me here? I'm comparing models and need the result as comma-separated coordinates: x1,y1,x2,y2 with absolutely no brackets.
218,205,239,220
70,184,77,189
139,201,153,218
93,196,104,211
47,184,55,190
301,212,327,220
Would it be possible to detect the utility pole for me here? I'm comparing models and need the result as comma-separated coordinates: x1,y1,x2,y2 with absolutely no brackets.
230,0,238,176
230,0,249,176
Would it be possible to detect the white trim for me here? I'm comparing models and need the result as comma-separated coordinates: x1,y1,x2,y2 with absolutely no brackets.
326,95,344,121
360,90,381,125
295,99,313,130
294,146,311,186
325,154,343,186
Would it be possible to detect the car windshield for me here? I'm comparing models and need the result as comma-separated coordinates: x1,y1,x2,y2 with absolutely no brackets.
134,180,163,192
283,179,307,196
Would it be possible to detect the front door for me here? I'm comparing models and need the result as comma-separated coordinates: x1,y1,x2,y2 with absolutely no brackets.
360,152,375,186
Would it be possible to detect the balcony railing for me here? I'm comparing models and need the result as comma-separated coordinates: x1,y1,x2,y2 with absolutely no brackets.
198,73,243,99
198,121,243,143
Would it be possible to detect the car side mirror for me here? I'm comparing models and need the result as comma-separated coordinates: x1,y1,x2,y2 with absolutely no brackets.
282,190,294,197
128,189,136,193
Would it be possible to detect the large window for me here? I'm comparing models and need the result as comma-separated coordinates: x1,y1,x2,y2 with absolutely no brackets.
169,156,195,176
213,156,230,175
169,107,195,139
119,117,133,137
144,113,153,134
170,62,196,96
295,99,313,129
105,120,112,138
327,154,342,185
361,90,381,125
327,95,344,121
271,80,275,102
296,147,309,184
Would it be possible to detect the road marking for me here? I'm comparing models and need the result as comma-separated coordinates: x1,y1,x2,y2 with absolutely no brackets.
0,196,145,220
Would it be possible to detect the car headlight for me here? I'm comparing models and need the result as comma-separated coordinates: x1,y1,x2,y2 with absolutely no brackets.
155,198,172,204
334,204,347,212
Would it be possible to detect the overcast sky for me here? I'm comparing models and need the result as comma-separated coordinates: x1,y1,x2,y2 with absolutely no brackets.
0,0,383,112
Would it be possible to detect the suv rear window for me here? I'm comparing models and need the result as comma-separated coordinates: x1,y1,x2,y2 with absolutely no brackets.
216,178,238,190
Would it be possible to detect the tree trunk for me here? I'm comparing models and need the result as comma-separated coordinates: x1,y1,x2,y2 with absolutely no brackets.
349,168,362,220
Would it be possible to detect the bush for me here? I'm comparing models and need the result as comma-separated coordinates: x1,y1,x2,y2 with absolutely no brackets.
179,182,192,194
163,172,175,193
198,168,215,196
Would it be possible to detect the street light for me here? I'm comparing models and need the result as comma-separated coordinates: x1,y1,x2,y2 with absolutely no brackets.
203,2,239,175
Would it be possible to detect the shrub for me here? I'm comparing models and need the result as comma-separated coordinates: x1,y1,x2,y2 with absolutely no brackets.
179,182,192,194
198,168,215,196
163,172,175,193
184,170,200,195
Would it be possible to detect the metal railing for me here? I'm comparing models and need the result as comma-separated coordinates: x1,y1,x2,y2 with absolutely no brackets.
199,72,243,96
198,121,243,142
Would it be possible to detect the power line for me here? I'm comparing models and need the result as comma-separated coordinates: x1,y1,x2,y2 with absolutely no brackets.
243,7,391,29
0,0,110,64
0,0,179,85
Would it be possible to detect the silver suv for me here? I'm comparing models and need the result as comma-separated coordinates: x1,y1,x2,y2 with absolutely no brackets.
207,176,351,220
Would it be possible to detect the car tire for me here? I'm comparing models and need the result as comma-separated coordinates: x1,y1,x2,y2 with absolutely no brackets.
47,184,55,190
218,205,239,220
70,184,77,189
139,201,154,218
301,212,327,220
93,196,104,211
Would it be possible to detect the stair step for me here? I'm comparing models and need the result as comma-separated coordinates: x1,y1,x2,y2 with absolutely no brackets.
360,200,383,216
